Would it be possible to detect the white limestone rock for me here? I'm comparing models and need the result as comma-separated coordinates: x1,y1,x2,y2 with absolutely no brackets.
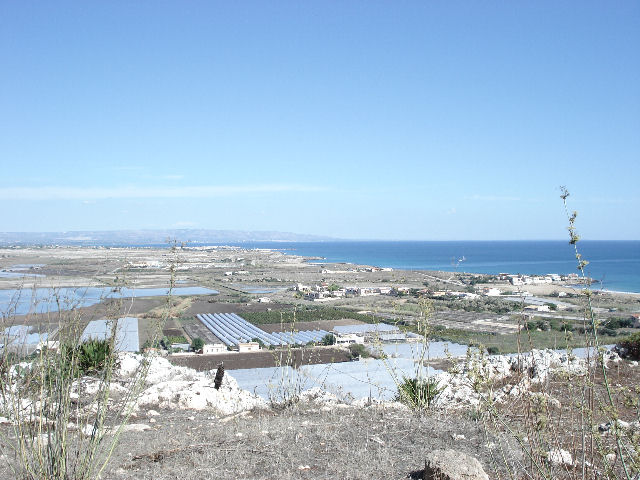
298,387,339,404
547,448,574,467
423,449,489,480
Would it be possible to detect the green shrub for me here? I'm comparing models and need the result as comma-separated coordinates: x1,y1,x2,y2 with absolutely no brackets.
321,333,336,346
166,335,188,344
617,332,640,359
598,327,617,337
61,339,114,377
603,317,634,329
395,376,442,409
191,337,204,352
486,346,500,355
347,343,370,359
526,320,549,331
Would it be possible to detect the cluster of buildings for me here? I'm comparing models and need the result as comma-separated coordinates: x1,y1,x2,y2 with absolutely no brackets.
430,290,479,300
332,323,419,345
428,287,506,300
318,266,393,274
224,270,249,276
294,283,410,302
125,260,163,269
498,273,580,286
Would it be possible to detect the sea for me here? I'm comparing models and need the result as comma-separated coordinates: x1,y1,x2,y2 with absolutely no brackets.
208,240,640,294
2,240,639,298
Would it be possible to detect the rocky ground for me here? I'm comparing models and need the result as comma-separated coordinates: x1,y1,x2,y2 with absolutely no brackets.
2,246,639,478
100,404,519,480
2,348,638,479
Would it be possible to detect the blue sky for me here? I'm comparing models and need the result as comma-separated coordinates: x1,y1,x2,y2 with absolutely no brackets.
1,2,638,240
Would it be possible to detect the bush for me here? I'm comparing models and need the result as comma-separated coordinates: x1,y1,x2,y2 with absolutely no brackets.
598,327,617,337
486,346,500,355
561,322,574,332
526,320,549,331
166,335,188,344
347,343,370,360
603,317,634,329
617,332,640,359
191,337,204,352
321,333,336,346
395,376,442,409
71,339,114,376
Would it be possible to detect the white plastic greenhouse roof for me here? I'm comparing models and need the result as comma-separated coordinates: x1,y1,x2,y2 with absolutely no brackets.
80,317,139,352
333,323,398,335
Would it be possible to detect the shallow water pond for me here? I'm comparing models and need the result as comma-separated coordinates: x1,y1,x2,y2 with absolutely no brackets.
0,286,218,315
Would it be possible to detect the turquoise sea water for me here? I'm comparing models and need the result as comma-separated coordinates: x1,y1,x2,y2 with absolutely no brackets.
220,240,640,293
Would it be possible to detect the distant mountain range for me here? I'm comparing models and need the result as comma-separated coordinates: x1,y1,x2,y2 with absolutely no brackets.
0,229,336,246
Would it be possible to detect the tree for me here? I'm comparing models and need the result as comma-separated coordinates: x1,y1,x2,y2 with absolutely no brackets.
191,337,204,352
321,333,336,346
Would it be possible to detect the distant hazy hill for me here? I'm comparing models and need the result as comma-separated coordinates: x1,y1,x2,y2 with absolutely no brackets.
0,229,336,246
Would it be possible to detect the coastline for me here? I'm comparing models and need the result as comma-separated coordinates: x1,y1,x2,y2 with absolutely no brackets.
275,247,640,297
2,242,640,296
231,240,640,294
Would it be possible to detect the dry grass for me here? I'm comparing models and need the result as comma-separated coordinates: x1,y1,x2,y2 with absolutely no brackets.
28,405,521,480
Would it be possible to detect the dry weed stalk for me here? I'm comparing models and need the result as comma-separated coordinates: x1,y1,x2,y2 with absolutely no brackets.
473,188,639,479
0,243,179,479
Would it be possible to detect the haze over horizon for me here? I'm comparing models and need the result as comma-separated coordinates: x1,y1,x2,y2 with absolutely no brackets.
2,228,640,245
1,2,638,241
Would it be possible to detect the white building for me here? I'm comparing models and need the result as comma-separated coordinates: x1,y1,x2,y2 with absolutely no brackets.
334,333,364,345
295,283,311,292
483,288,502,297
333,323,401,344
238,342,260,352
525,304,551,312
202,343,227,354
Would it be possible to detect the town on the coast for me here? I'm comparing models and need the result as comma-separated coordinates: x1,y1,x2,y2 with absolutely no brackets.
1,245,637,360
2,243,639,480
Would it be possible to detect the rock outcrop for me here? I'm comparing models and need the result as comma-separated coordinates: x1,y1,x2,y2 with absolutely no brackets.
423,449,489,480
432,349,586,410
114,352,267,414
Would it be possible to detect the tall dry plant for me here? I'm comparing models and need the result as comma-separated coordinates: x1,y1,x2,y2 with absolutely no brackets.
0,244,179,479
476,188,639,480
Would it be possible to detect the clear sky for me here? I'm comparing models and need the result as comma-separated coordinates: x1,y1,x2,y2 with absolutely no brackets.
1,2,638,240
